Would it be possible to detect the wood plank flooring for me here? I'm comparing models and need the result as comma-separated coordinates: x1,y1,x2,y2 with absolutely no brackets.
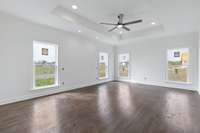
0,81,200,133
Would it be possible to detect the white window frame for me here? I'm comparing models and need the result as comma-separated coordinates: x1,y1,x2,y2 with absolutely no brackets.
32,41,59,90
166,48,191,84
118,53,130,79
98,52,109,80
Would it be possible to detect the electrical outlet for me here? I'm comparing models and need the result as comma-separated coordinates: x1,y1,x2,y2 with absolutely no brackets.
62,82,65,85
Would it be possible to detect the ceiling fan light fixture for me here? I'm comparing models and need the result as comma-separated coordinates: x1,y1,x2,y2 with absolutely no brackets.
151,22,156,25
72,5,78,10
119,31,123,34
117,25,123,28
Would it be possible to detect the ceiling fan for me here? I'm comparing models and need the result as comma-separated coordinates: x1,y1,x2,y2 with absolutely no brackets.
100,14,142,32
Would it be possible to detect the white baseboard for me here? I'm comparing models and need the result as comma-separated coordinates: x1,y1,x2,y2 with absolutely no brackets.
0,79,197,105
0,79,113,106
198,89,200,95
118,79,196,91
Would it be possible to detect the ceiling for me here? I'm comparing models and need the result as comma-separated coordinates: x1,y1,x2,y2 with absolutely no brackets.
0,0,200,44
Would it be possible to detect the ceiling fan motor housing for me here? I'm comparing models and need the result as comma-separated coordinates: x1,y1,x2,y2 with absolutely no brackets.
100,13,142,32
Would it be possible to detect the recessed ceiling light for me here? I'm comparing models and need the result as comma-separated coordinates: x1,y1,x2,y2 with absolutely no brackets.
151,22,156,25
72,5,78,10
78,30,81,33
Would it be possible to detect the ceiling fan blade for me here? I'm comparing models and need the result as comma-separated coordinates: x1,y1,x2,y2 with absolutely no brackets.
123,26,130,31
100,22,117,25
108,26,117,32
124,19,143,25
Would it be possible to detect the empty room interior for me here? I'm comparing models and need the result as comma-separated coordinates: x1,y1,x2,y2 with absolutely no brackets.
1,0,200,133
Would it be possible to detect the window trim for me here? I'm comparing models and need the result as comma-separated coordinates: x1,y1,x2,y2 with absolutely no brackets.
97,52,109,80
118,53,130,79
166,48,191,84
32,40,59,90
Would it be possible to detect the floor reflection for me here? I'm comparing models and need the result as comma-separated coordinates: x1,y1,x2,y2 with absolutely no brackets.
1,82,200,133
117,84,135,117
30,98,60,133
97,85,112,124
164,91,192,131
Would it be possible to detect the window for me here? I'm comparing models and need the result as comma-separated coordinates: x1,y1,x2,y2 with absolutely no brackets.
98,52,109,79
167,48,189,83
33,41,58,89
119,53,129,77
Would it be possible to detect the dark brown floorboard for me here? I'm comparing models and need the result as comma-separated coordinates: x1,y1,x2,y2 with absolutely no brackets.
0,81,200,133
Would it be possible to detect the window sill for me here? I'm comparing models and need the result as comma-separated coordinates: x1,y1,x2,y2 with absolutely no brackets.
98,77,110,80
31,84,60,91
118,76,129,79
166,80,192,85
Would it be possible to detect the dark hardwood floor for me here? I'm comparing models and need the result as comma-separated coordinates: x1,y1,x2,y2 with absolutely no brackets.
0,81,200,133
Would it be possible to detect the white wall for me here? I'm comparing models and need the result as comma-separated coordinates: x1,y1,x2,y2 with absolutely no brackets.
0,12,114,105
116,32,199,90
198,32,200,93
